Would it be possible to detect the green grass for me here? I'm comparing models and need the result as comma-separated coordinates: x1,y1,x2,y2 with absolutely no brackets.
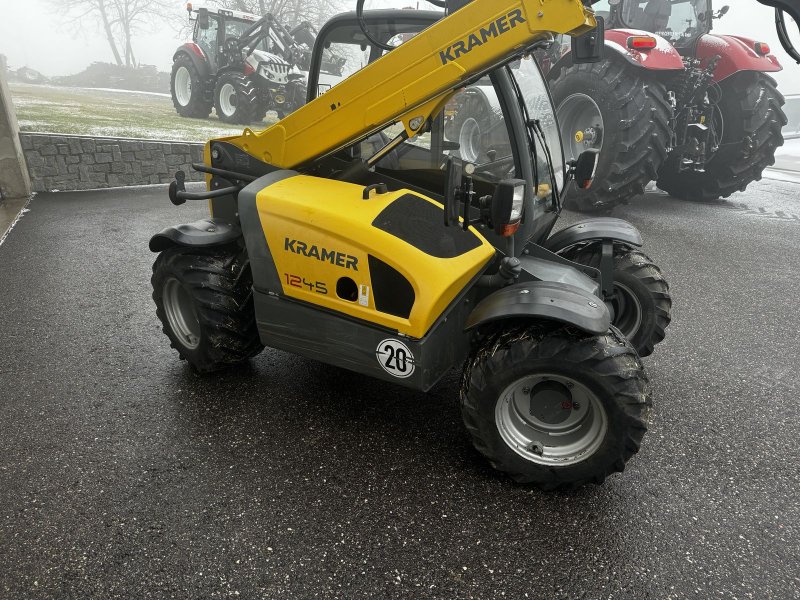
9,82,278,142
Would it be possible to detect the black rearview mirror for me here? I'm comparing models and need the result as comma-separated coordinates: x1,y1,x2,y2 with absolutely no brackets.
573,149,599,190
572,16,604,64
443,157,463,227
197,8,210,30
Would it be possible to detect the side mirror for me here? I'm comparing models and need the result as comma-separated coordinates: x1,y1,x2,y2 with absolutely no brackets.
490,179,526,237
572,16,604,64
572,149,600,190
197,8,210,30
443,157,464,227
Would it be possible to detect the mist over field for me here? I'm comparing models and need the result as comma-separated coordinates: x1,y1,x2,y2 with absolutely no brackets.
0,0,797,94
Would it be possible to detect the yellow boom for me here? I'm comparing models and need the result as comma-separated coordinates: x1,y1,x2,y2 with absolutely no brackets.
209,0,596,170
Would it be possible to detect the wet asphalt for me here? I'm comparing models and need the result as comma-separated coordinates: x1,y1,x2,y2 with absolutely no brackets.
0,180,798,599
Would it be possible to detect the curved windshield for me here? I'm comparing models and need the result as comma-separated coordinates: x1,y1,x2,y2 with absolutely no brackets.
621,0,711,45
508,56,566,197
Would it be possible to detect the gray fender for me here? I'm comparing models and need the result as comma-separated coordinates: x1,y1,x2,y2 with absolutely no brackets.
465,281,610,335
543,218,642,254
149,219,242,253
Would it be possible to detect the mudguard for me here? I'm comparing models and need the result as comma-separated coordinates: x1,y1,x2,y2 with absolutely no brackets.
465,281,610,335
174,44,211,79
543,218,642,254
695,34,782,83
149,219,241,253
550,29,684,77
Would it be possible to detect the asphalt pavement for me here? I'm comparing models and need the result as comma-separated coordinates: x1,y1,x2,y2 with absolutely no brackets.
1,179,798,599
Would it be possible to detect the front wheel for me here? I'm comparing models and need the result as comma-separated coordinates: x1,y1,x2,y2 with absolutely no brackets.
152,244,263,373
461,325,651,490
214,73,265,125
559,243,672,357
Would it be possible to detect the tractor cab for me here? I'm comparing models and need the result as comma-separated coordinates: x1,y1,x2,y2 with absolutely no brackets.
594,0,714,48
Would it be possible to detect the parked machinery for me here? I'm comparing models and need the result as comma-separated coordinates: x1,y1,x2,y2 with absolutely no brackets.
170,5,345,123
536,0,791,210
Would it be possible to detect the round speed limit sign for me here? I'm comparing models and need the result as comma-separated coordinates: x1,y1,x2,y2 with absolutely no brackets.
376,339,416,379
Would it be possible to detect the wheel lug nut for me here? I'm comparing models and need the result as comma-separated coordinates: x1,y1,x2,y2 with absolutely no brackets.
528,442,544,456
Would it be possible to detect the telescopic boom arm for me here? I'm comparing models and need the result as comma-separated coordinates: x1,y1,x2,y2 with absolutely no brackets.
209,0,596,171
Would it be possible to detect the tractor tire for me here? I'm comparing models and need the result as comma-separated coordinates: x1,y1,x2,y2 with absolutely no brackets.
461,325,651,490
214,73,266,125
656,72,787,202
152,245,263,373
170,54,212,119
549,60,671,213
559,243,672,357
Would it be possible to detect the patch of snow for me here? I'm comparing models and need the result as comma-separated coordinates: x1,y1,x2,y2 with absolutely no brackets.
85,87,171,98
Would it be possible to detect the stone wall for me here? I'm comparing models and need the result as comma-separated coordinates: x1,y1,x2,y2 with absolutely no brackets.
19,132,205,192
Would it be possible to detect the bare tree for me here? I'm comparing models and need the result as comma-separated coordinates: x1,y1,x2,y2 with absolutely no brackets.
55,0,182,67
212,0,350,28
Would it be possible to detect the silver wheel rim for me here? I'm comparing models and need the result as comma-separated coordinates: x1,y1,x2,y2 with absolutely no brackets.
557,93,604,162
219,83,237,117
459,117,482,163
174,66,192,107
163,278,201,351
611,281,643,341
496,373,608,466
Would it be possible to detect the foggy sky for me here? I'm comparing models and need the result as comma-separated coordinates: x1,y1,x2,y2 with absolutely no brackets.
0,0,797,93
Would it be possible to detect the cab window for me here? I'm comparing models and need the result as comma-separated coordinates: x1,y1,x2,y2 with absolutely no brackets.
195,16,220,63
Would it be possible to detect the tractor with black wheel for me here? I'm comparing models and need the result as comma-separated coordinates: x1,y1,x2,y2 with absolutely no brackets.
171,6,343,124
535,0,789,212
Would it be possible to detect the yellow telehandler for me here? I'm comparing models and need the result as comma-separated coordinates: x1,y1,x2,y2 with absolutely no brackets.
150,0,666,489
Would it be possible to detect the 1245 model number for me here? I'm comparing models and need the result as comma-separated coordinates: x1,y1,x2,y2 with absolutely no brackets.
284,274,328,295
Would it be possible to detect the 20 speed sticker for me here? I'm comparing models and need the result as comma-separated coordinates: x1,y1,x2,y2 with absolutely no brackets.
376,339,416,379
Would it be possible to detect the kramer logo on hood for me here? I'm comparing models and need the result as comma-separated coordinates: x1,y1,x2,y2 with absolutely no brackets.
285,238,359,271
439,9,527,65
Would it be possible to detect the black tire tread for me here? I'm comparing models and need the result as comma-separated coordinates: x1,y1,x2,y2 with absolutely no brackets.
561,243,672,357
460,325,651,490
170,54,213,119
152,245,263,373
214,72,266,125
657,72,787,201
549,60,672,213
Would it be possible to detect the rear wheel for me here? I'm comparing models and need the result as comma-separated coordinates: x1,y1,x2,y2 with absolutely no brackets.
461,325,651,490
152,245,263,373
170,54,212,118
657,72,786,201
214,73,265,125
559,243,672,357
549,60,671,213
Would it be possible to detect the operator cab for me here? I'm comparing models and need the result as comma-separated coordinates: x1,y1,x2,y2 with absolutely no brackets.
305,10,569,248
594,0,714,49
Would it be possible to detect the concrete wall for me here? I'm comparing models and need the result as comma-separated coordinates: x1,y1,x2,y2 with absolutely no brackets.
0,54,32,200
19,132,205,193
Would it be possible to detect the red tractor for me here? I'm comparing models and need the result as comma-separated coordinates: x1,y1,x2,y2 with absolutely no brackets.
541,0,789,211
